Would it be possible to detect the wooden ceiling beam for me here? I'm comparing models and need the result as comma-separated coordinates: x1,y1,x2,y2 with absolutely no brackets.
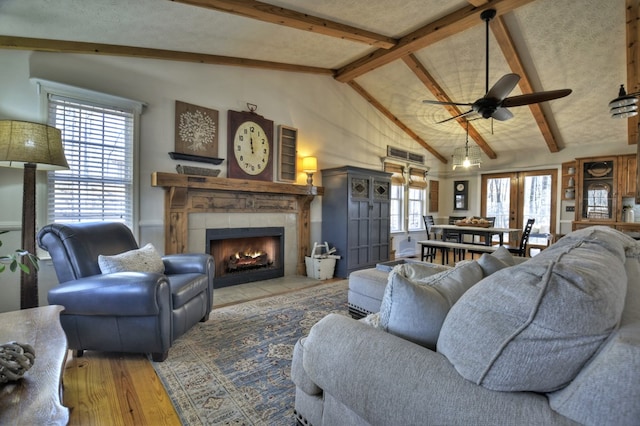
491,16,560,153
626,0,640,145
171,0,397,49
0,35,333,75
467,0,490,6
402,54,497,159
347,81,448,164
334,0,537,83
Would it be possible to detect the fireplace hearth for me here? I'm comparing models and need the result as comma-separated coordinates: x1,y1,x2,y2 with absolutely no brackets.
207,227,285,288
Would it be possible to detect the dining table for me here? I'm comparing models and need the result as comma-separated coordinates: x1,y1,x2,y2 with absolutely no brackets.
430,224,522,246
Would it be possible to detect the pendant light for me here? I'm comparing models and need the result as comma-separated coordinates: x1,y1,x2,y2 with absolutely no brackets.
609,84,639,118
452,120,481,170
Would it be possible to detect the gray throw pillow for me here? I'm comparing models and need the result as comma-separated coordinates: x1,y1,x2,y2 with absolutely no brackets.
477,253,510,276
437,228,630,392
378,261,484,349
491,245,515,265
477,245,515,276
98,243,165,274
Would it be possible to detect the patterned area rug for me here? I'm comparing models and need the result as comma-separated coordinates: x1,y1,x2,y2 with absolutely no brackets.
152,280,349,425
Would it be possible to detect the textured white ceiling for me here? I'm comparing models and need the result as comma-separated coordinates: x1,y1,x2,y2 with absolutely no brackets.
0,0,632,168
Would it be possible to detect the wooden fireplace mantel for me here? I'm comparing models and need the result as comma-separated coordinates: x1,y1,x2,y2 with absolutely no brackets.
151,172,324,275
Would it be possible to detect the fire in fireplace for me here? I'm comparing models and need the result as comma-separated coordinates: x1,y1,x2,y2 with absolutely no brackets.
227,248,272,272
207,227,285,288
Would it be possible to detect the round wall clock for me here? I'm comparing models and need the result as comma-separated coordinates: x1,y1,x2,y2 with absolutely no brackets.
227,109,274,181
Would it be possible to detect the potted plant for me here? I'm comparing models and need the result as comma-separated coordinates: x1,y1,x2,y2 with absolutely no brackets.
0,230,38,274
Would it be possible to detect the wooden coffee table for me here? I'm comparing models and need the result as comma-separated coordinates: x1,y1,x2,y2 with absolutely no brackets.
0,305,69,425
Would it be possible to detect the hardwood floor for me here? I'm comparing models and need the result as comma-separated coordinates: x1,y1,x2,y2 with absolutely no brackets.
62,275,331,425
64,351,180,426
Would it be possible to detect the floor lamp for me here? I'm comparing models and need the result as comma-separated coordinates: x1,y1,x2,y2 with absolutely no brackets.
0,120,68,309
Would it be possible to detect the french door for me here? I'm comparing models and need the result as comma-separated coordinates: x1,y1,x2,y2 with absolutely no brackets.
481,170,558,245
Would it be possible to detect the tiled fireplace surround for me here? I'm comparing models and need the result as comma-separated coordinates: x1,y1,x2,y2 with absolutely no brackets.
151,172,322,279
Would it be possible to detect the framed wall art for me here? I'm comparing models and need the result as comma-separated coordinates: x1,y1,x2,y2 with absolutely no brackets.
172,101,220,163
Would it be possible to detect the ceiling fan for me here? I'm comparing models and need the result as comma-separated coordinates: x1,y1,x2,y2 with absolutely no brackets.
423,9,572,124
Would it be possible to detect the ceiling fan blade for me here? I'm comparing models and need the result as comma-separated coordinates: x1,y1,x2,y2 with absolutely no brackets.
423,99,473,107
486,73,520,101
436,109,474,124
491,107,513,121
501,89,572,107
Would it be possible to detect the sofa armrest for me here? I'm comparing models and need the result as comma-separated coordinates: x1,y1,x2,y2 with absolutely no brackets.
302,314,570,426
48,272,171,316
162,253,214,275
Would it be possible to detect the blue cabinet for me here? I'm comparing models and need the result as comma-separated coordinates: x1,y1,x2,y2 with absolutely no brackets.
321,166,391,277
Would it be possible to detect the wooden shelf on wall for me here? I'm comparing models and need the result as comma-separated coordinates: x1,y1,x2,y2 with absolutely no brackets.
151,172,322,197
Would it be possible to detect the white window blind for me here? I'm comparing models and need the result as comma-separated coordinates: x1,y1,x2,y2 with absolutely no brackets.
47,94,134,226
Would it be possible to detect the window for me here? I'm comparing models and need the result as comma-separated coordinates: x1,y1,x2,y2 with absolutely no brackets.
41,83,144,228
408,167,428,231
407,187,425,231
482,170,557,245
390,184,404,232
385,163,405,233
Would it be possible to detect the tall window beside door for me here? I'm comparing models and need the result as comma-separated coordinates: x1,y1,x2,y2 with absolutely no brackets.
384,163,428,233
408,167,428,231
46,94,138,227
408,187,425,231
386,163,405,233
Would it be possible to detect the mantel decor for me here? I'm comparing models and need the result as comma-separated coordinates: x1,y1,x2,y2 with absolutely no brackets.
170,101,223,165
151,172,323,275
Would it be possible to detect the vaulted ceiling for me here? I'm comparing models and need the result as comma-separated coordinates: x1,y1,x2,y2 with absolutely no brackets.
0,0,637,169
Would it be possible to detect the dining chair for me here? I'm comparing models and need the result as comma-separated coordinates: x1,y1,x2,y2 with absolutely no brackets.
421,215,438,262
476,216,496,243
447,216,466,243
501,218,535,256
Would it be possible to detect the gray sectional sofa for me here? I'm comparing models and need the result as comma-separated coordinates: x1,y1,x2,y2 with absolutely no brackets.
291,226,640,425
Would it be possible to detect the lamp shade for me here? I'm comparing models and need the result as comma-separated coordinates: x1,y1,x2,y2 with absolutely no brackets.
302,156,318,173
0,120,69,170
452,144,482,170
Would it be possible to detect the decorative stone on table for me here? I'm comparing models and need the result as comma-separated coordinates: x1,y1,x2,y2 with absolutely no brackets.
0,342,36,383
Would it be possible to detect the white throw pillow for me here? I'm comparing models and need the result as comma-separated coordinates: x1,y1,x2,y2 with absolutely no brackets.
98,243,165,274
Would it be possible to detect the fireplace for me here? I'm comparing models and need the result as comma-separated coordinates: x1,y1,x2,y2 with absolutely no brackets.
207,227,285,288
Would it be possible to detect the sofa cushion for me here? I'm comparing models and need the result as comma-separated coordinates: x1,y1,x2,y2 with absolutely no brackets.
98,243,165,274
378,261,484,349
547,251,640,426
437,226,630,392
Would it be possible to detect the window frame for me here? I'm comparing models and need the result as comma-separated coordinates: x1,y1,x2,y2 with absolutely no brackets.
389,183,405,233
36,79,144,233
407,187,426,232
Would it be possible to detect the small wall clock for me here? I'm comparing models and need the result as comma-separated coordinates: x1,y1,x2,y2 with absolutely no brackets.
454,180,468,210
227,107,274,181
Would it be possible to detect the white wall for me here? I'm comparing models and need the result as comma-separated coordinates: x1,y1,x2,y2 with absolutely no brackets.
1,49,636,311
0,49,421,311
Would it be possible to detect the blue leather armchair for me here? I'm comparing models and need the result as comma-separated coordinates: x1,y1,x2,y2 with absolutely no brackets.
37,222,214,361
